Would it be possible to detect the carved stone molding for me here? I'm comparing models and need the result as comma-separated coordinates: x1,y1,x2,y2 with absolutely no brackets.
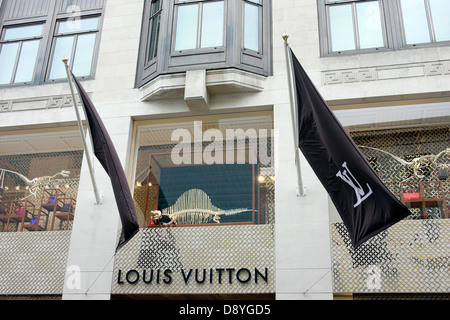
322,60,450,85
0,95,83,113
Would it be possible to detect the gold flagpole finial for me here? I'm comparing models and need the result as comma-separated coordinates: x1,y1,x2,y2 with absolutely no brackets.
62,56,69,65
282,33,289,42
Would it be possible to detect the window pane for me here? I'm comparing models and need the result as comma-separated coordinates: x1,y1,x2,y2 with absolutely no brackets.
73,33,96,77
244,3,260,51
356,1,384,49
4,24,43,41
58,17,99,34
151,0,163,15
148,14,161,61
14,40,40,83
174,4,199,51
400,0,431,44
201,1,224,48
429,0,450,42
49,36,74,80
0,43,19,84
329,4,355,51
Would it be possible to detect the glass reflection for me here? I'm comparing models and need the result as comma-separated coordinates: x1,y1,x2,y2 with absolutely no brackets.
244,3,259,51
14,40,40,83
201,1,224,48
329,4,355,51
175,4,199,51
429,0,450,42
357,1,384,49
73,33,96,76
400,0,431,44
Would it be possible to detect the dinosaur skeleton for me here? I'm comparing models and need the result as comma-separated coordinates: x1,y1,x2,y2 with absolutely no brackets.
0,169,70,200
150,188,251,225
359,146,450,179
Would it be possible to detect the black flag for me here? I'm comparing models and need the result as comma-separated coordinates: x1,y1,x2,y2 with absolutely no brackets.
290,49,410,248
72,73,139,251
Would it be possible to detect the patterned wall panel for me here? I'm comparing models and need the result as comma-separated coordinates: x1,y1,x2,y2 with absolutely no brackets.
332,126,449,294
0,231,71,295
332,213,449,293
112,225,275,295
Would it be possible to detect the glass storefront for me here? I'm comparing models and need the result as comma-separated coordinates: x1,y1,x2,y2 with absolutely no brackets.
352,125,449,220
0,132,83,233
132,112,275,228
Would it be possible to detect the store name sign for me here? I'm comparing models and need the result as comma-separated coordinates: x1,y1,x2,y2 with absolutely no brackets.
117,268,269,285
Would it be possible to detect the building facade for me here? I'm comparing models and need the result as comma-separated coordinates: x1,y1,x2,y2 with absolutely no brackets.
0,0,448,300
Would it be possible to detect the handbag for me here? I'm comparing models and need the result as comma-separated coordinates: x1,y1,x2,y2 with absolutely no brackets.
15,206,25,215
60,203,71,213
403,189,420,200
47,194,56,204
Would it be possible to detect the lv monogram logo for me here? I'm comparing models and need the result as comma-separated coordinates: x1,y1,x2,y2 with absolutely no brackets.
336,162,373,208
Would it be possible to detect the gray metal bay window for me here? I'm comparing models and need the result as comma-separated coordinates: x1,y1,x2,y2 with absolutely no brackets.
319,0,450,56
136,0,272,88
0,0,105,86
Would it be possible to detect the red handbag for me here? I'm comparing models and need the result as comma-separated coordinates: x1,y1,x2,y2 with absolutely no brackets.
15,206,25,215
403,189,420,200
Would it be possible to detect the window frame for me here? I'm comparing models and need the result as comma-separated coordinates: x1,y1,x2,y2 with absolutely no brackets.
0,0,105,87
46,14,102,82
146,0,163,64
136,0,273,88
397,0,450,48
318,0,450,57
0,22,45,85
319,0,394,56
243,0,263,53
172,0,227,53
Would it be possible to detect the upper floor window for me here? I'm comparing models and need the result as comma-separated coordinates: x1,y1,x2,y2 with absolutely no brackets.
0,0,105,86
147,0,163,62
244,0,262,52
174,0,225,51
48,16,101,80
0,24,44,85
136,0,272,88
319,0,450,56
400,0,450,45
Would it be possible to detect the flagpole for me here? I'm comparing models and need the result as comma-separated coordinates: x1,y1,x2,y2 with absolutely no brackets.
63,57,103,205
283,33,306,197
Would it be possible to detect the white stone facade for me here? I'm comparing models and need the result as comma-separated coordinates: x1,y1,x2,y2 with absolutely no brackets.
0,0,448,300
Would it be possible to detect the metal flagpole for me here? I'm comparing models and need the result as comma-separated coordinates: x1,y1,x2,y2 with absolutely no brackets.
283,33,306,197
63,57,103,205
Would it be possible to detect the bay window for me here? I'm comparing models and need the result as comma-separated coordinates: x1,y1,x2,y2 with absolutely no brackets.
136,0,272,88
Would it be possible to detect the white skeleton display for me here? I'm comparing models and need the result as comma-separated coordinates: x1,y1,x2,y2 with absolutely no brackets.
359,146,450,180
0,169,70,200
150,188,251,225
